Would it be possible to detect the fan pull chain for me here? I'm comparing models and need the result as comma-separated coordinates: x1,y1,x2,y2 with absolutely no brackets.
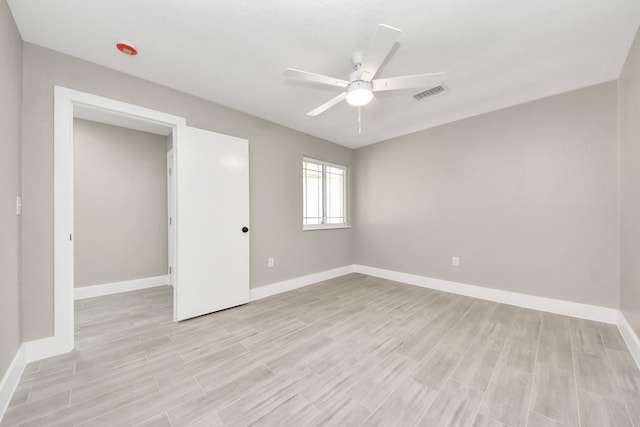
358,106,362,134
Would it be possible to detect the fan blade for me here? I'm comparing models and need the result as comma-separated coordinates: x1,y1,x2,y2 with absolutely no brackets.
306,92,347,116
284,68,349,88
359,24,402,81
372,73,445,92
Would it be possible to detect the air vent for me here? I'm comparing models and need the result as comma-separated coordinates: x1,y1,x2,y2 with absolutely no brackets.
413,85,446,101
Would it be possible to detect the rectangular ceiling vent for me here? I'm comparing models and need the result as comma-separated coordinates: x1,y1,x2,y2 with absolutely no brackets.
413,84,446,101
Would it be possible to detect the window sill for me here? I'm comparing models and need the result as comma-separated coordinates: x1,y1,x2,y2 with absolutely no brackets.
303,225,352,231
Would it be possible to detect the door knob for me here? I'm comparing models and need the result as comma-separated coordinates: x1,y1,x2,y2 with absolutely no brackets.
242,226,249,233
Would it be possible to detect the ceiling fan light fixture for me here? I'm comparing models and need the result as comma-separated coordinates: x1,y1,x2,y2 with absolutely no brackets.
346,81,373,106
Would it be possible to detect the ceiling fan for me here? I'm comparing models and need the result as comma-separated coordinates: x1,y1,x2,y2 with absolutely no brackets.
284,24,446,117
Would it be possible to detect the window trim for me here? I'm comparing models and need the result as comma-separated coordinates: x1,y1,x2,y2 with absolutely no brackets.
302,156,349,231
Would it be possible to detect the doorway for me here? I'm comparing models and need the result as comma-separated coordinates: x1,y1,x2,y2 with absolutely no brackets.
53,86,250,356
72,118,174,345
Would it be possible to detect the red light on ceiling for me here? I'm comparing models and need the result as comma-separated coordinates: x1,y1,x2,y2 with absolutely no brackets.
116,41,138,56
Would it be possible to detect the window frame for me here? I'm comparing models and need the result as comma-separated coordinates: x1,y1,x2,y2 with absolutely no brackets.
302,156,350,231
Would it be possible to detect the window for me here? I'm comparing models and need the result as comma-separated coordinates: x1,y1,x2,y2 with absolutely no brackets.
303,157,348,229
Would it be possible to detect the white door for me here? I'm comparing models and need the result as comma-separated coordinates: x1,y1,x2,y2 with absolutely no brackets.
174,125,250,321
167,150,175,287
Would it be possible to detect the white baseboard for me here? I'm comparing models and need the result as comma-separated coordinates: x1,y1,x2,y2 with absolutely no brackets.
618,311,640,369
353,265,619,324
74,275,169,300
250,265,355,301
22,336,74,364
0,345,25,421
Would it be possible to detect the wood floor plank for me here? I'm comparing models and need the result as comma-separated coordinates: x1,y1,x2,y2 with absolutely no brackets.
193,342,280,391
216,365,317,426
21,378,158,427
1,390,70,426
396,309,461,362
472,413,509,427
412,320,482,391
305,397,370,427
363,378,437,427
188,412,224,427
596,323,628,351
621,388,640,427
417,379,483,426
27,352,149,404
537,314,573,374
570,318,607,356
526,411,571,427
302,340,357,375
168,365,274,425
347,352,416,410
510,308,542,340
537,333,573,373
501,335,538,374
246,393,319,426
451,340,502,391
606,349,640,392
69,353,183,404
154,343,247,389
133,413,172,427
178,329,256,362
7,388,29,407
459,300,498,325
530,364,579,426
240,318,306,349
272,320,334,349
76,378,202,426
265,334,333,373
577,390,633,427
574,351,622,400
413,342,468,391
478,364,533,427
300,356,371,410
483,304,516,328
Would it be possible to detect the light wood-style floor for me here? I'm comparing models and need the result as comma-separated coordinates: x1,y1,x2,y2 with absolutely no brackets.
3,273,640,426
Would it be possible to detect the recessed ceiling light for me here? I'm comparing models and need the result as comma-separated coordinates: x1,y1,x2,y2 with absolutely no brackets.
116,41,138,56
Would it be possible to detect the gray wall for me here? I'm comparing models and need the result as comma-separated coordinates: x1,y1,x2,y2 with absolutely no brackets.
21,43,353,341
354,82,620,307
0,0,22,382
74,119,168,288
619,26,640,336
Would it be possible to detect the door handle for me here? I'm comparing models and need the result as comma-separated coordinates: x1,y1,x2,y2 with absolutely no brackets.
242,226,249,233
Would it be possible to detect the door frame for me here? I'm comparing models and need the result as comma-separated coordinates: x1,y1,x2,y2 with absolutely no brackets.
167,150,175,287
53,86,186,355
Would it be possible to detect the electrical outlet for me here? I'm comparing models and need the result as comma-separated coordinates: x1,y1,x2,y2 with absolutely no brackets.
15,196,22,215
452,256,460,267
268,257,274,268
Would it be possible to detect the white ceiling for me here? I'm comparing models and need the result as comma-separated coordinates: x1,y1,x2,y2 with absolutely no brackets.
8,0,640,148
